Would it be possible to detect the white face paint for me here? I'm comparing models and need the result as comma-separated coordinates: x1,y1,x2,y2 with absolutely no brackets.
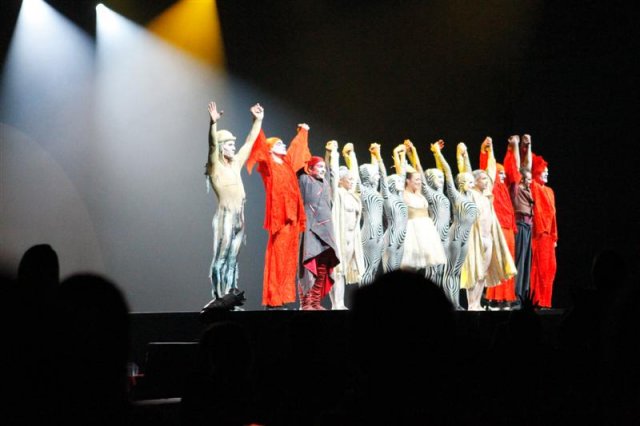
475,172,489,191
498,170,506,184
463,173,475,192
270,139,287,156
310,161,326,180
540,167,549,183
221,140,236,159
339,174,354,190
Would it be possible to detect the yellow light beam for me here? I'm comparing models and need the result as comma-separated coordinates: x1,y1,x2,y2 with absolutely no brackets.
147,0,225,68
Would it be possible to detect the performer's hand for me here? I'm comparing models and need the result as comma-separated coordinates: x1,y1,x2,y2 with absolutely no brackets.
457,142,468,156
326,140,338,152
522,134,531,147
342,142,354,156
297,123,310,131
431,140,444,153
208,101,223,123
481,137,493,153
508,135,520,146
394,144,406,155
250,103,264,121
403,139,414,150
369,143,381,158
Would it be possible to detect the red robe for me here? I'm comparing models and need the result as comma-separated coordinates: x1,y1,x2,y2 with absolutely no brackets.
247,129,310,306
480,152,517,302
530,177,557,308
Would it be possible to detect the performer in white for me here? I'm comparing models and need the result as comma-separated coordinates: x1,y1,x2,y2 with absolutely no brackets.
326,141,365,309
459,138,517,310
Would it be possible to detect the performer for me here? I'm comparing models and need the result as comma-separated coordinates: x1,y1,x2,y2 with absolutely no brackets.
459,138,517,311
530,149,558,309
205,101,264,303
401,140,447,273
382,145,409,273
504,135,534,307
431,140,478,310
327,142,365,310
358,143,389,285
481,137,518,310
424,167,451,247
246,123,311,309
298,150,340,310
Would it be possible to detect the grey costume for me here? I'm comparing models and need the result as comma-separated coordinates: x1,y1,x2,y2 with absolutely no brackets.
298,173,340,296
359,161,388,285
382,174,408,273
432,148,478,310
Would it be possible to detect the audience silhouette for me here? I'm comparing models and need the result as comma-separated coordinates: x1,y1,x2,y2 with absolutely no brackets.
3,245,640,425
51,273,132,425
180,320,259,426
318,269,459,425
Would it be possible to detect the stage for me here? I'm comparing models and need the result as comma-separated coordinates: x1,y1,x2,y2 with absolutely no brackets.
129,308,565,401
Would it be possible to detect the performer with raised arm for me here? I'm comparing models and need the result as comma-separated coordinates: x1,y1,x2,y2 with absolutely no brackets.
422,151,452,259
431,140,478,310
459,138,517,311
504,135,534,308
481,136,519,310
246,122,311,309
358,143,388,285
382,144,409,273
297,147,340,310
327,142,365,310
401,140,447,274
529,139,558,309
205,101,263,305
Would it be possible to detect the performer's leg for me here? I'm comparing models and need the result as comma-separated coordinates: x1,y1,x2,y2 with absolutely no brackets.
221,211,245,295
514,222,532,306
330,273,347,310
211,209,235,296
361,237,384,286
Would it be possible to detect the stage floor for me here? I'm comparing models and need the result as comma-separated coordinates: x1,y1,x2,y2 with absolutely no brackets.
129,309,565,400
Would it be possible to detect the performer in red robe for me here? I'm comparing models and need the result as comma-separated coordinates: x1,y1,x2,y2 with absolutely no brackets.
246,124,311,309
480,140,518,309
530,154,558,308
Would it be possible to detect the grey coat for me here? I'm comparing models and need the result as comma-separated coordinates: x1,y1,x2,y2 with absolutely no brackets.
298,173,339,294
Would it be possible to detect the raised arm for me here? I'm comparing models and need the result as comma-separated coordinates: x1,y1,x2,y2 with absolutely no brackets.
432,140,460,202
286,123,312,172
325,140,339,200
503,135,521,186
480,137,497,184
206,101,223,176
404,139,423,174
521,134,532,171
456,142,472,174
342,142,361,193
392,143,408,178
235,103,264,166
369,143,388,195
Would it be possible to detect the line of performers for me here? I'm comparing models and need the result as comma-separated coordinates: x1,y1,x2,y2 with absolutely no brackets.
204,102,557,311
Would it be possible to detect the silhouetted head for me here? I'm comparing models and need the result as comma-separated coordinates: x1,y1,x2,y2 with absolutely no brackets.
351,270,455,381
198,321,253,380
17,244,59,291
